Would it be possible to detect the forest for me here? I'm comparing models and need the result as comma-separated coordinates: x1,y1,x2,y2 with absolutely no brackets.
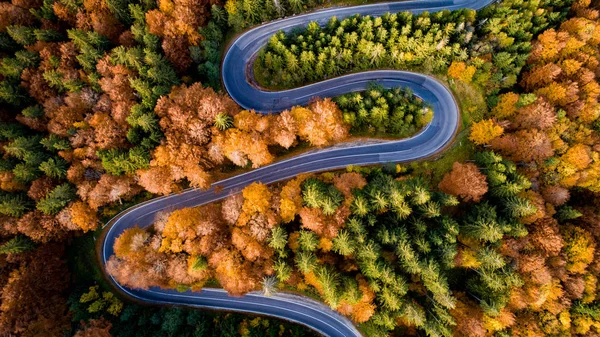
2,0,600,335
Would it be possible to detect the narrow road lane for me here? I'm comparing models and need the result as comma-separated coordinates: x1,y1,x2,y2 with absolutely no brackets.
100,1,495,336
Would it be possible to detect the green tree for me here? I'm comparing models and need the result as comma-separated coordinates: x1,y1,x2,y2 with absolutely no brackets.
214,113,233,131
297,230,318,252
295,250,317,273
39,157,68,179
6,26,37,46
269,226,288,251
461,202,504,243
0,193,31,217
0,236,35,254
332,230,355,256
36,183,77,215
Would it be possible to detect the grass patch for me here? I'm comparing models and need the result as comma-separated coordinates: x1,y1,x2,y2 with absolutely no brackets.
405,78,484,186
67,229,110,289
408,130,475,186
448,78,488,129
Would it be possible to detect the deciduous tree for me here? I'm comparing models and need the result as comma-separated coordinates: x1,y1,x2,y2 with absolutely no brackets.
438,162,488,202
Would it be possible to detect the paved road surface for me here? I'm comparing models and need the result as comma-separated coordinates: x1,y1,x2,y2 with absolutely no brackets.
100,0,495,336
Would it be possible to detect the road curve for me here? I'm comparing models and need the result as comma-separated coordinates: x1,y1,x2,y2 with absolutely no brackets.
100,1,495,336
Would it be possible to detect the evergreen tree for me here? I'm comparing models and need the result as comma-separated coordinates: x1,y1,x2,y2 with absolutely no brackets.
39,157,68,179
36,183,77,215
332,230,355,256
0,193,32,217
0,236,35,254
269,226,288,251
297,230,318,252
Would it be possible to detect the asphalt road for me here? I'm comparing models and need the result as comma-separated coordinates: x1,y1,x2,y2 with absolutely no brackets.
100,0,495,336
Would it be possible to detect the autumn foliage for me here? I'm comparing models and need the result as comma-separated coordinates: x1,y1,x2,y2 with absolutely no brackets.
438,162,488,202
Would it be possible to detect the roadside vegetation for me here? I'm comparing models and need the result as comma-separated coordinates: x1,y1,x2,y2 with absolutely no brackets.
334,83,433,138
254,0,572,92
68,284,317,337
109,150,600,336
3,0,600,335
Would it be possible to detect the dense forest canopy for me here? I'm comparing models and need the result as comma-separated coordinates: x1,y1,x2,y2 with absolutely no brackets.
2,0,600,335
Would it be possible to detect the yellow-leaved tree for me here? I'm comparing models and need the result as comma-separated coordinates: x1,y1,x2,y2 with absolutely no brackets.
469,119,504,145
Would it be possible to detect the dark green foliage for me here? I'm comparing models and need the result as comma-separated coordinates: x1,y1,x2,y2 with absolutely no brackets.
0,193,33,217
0,56,28,80
36,183,77,215
257,10,477,88
39,157,69,179
34,29,64,42
255,0,573,95
225,0,324,31
0,123,28,141
67,29,111,72
43,69,86,93
0,236,35,255
301,177,343,215
334,83,433,137
106,0,135,24
30,0,58,21
0,80,29,106
466,266,523,316
13,162,41,183
40,134,72,152
6,25,37,46
4,136,45,161
21,105,44,118
15,49,41,66
276,153,532,336
191,20,226,89
67,283,317,337
59,0,83,12
1,135,49,183
97,147,151,176
556,205,583,222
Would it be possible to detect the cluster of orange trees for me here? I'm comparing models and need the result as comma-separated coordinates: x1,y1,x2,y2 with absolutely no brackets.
109,0,600,336
3,0,600,335
109,148,600,336
0,0,352,334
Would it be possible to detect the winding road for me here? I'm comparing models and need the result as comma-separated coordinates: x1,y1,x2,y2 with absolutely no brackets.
100,0,495,336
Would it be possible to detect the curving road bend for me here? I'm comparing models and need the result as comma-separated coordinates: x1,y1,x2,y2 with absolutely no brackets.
100,0,495,336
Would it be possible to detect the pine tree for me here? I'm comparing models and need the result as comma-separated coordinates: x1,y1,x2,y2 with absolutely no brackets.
40,135,71,152
476,247,506,269
297,230,318,251
39,158,68,179
12,163,40,183
273,259,292,282
332,230,355,256
21,105,44,118
0,193,32,217
0,236,35,254
36,183,76,215
214,113,233,131
0,80,29,106
503,196,537,218
315,266,340,308
268,226,288,251
261,276,278,297
295,251,317,273
351,194,370,216
6,26,37,46
556,205,582,222
461,202,504,243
